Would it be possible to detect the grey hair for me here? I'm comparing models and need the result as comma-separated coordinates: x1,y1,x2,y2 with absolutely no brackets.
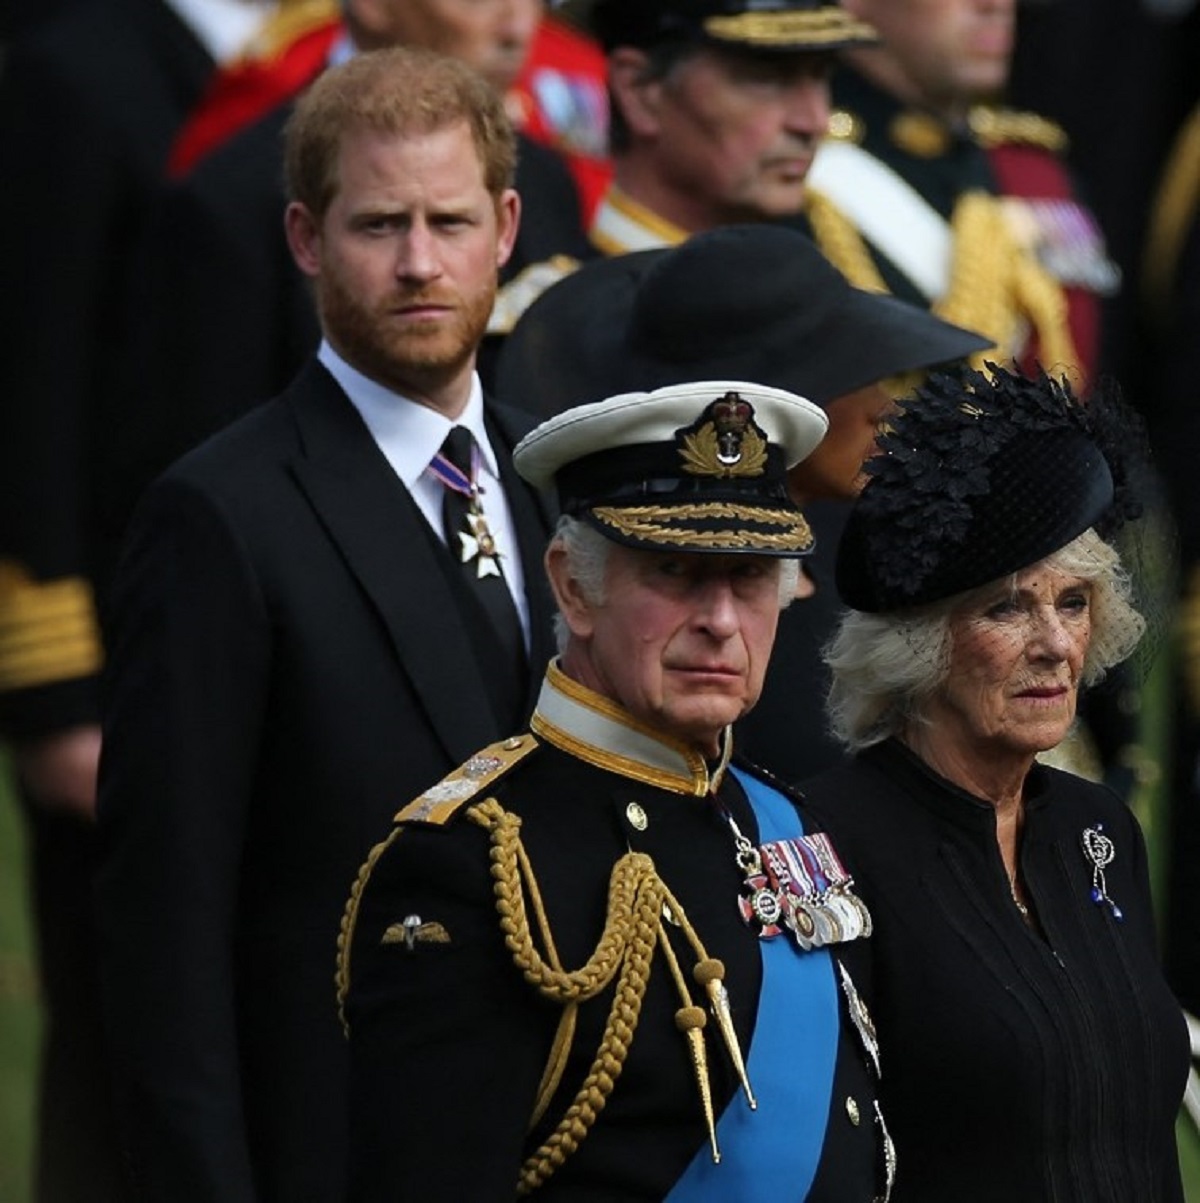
824,527,1146,752
550,513,802,652
550,516,612,651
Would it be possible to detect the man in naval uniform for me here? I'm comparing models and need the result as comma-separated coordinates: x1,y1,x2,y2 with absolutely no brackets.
803,0,1118,385
581,0,878,255
477,0,878,374
339,380,891,1200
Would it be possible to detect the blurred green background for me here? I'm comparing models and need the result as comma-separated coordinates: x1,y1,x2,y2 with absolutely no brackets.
0,672,1198,1199
0,751,41,1203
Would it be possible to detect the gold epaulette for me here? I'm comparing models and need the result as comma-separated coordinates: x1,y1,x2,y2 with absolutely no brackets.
969,106,1069,154
238,0,340,62
487,255,581,336
0,561,103,692
393,733,541,826
336,733,540,1032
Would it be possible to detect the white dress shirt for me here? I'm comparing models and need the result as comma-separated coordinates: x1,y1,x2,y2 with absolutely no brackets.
318,341,531,646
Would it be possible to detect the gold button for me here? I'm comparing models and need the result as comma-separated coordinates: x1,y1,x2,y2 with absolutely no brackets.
502,736,524,750
625,802,648,831
845,1096,861,1126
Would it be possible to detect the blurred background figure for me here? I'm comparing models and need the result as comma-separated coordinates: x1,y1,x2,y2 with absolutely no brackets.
1008,0,1200,385
805,0,1111,384
581,0,877,252
1140,89,1200,1022
513,2,610,218
1,0,87,44
168,0,610,215
0,2,282,1198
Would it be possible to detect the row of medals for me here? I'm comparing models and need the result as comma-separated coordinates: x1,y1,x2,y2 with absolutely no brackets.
737,834,873,951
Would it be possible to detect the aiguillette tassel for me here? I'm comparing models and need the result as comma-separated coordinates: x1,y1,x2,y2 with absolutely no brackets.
694,959,756,1110
676,1006,719,1163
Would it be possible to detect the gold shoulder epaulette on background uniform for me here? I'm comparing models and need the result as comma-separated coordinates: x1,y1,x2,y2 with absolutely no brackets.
487,255,582,336
393,733,541,825
969,106,1069,153
0,560,103,692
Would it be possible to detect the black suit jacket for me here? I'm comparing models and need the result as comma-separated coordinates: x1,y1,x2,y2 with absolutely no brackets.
96,359,557,1202
115,101,592,519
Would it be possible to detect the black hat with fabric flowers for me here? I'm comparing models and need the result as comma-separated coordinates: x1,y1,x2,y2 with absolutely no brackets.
835,365,1146,612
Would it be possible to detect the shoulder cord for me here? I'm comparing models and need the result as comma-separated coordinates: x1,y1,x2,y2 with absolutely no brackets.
335,825,404,1034
806,189,1078,378
467,798,749,1195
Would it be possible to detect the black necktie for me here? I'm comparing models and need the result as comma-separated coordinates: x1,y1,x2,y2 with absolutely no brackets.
439,427,527,720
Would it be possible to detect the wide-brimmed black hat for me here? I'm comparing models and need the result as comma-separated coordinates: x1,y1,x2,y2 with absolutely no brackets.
835,366,1145,612
514,379,827,556
568,0,878,53
494,225,993,419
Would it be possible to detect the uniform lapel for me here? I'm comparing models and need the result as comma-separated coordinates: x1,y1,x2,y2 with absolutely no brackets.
285,362,499,764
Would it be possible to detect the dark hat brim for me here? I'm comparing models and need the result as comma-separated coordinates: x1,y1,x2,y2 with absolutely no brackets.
698,8,879,52
564,1,878,51
494,231,993,418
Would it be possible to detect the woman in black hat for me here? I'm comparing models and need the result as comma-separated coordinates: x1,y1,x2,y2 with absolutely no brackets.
799,364,1187,1201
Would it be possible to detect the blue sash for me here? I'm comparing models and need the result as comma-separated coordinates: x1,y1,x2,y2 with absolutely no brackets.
663,766,839,1202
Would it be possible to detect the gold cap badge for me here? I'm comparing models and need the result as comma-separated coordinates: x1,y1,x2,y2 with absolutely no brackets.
678,393,769,479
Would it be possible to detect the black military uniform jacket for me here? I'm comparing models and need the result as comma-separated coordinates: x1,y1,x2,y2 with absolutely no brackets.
0,0,215,735
801,68,1081,375
340,661,888,1201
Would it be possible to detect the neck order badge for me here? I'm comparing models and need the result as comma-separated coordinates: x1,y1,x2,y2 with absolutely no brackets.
432,426,504,579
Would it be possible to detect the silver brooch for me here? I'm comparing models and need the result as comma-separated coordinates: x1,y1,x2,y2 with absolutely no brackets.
1081,824,1124,922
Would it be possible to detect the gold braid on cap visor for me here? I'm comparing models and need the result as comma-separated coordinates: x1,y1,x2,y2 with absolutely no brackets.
591,503,814,552
703,10,878,47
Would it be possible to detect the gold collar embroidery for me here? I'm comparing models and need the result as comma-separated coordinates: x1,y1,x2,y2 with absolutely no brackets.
531,660,732,797
589,185,690,257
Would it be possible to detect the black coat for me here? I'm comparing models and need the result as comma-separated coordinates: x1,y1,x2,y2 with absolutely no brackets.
116,102,592,515
800,739,1188,1203
96,359,557,1202
0,0,214,735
